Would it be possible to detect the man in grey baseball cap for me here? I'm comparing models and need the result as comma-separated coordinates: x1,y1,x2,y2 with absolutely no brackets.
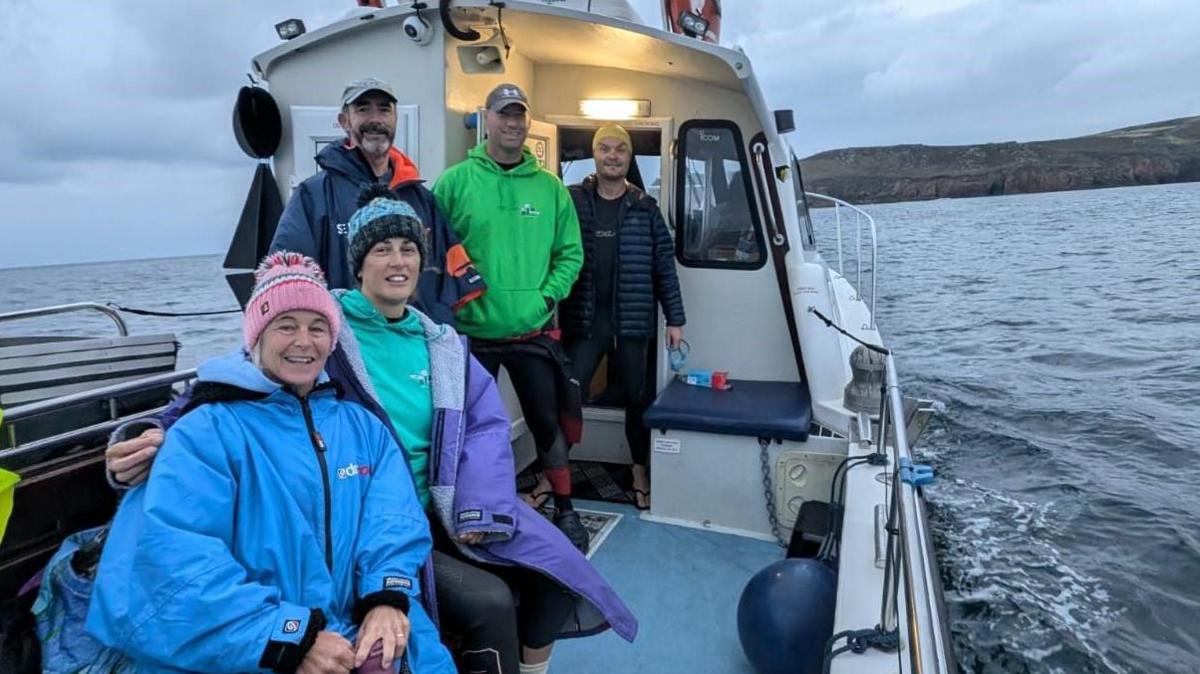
434,81,591,556
484,82,529,114
266,73,484,322
341,76,398,106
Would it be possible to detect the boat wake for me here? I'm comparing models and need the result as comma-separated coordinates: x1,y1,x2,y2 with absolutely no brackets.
929,475,1128,674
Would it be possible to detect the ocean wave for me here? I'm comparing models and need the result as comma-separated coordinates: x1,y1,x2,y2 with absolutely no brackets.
930,479,1131,674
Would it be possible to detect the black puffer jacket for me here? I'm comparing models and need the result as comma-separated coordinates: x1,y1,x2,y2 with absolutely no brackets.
561,176,686,340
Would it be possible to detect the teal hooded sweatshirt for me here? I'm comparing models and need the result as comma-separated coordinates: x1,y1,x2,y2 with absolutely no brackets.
340,290,435,509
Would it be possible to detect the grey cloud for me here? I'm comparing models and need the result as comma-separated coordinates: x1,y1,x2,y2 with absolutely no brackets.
0,0,344,179
717,0,1200,155
2,0,1198,268
0,161,249,269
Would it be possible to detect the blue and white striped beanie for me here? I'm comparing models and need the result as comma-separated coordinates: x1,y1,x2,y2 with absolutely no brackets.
346,185,428,276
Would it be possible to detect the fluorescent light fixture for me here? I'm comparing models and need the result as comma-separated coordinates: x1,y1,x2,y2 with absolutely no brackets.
275,18,306,41
579,99,651,119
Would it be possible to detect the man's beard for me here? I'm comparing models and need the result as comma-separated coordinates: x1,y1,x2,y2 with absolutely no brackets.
601,163,627,179
355,122,393,156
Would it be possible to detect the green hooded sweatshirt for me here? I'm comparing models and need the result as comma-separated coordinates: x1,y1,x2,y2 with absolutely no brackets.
433,142,583,339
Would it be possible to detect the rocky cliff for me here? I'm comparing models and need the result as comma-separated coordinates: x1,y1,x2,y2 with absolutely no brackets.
799,116,1200,204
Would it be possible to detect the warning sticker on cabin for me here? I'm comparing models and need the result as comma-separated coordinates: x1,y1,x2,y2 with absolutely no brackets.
653,437,681,454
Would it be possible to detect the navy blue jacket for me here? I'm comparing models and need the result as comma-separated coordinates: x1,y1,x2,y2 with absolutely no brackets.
561,176,686,340
271,142,484,326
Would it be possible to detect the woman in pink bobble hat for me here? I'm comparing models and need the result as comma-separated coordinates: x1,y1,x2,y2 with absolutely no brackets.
87,252,454,674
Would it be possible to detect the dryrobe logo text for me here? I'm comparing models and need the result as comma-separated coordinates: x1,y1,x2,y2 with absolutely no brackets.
336,462,372,480
384,576,414,590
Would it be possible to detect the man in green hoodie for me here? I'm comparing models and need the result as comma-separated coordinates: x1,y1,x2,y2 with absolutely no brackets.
433,83,589,552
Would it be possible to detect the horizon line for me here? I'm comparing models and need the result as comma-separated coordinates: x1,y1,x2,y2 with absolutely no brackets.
0,251,224,273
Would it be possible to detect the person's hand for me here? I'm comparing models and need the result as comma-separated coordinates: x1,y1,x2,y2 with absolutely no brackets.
666,326,684,349
297,631,355,674
457,531,485,545
355,605,410,670
106,428,163,487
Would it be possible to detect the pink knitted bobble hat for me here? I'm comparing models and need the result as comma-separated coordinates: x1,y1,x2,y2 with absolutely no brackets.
242,251,342,351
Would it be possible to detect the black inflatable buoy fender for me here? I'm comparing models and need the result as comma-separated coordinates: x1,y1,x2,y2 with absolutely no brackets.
737,558,838,674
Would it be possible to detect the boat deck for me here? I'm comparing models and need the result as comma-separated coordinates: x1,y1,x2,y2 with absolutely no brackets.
557,500,782,673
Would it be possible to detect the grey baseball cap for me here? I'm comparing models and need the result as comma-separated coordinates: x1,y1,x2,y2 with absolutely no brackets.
341,77,398,106
485,83,529,113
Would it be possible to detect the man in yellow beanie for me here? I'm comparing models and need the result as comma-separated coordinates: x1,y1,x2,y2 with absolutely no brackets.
560,125,687,510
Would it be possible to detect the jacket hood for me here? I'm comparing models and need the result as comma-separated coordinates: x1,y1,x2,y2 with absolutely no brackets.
336,290,454,345
316,142,422,187
386,147,422,187
466,142,541,177
196,350,331,394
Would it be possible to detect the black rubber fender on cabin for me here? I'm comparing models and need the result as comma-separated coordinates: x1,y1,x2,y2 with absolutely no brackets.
232,85,282,160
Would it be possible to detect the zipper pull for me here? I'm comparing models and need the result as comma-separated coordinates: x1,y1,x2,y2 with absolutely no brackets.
312,430,327,452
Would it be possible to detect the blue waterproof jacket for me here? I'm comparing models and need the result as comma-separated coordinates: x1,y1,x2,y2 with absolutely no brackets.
85,352,454,674
271,142,485,326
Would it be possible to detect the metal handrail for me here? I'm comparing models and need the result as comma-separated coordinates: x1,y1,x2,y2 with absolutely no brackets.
751,144,787,246
884,353,952,674
0,406,170,464
803,193,877,327
0,302,129,336
2,369,196,425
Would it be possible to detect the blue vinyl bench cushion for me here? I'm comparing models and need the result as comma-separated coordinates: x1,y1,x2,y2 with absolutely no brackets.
643,379,812,442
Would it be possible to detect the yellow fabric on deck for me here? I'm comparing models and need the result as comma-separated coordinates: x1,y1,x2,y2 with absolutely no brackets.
0,405,18,544
0,467,18,545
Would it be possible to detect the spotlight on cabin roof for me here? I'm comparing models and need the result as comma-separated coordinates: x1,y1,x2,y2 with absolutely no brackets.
677,11,708,38
275,18,307,41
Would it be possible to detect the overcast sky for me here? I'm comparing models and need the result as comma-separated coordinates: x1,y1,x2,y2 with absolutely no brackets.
1,0,1197,268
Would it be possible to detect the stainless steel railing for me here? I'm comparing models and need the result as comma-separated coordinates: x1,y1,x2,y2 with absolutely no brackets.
881,353,953,674
803,193,877,327
1,369,196,461
0,302,130,336
2,369,196,426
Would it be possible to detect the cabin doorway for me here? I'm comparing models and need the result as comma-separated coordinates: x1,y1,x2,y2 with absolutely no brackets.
554,120,673,466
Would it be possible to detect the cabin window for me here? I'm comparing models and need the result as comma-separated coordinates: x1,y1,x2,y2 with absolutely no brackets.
791,156,818,251
675,121,765,269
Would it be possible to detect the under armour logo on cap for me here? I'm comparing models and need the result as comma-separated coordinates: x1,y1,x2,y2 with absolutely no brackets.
485,82,529,113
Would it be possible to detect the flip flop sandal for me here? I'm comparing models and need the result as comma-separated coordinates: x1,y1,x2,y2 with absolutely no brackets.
523,488,553,510
631,489,651,511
